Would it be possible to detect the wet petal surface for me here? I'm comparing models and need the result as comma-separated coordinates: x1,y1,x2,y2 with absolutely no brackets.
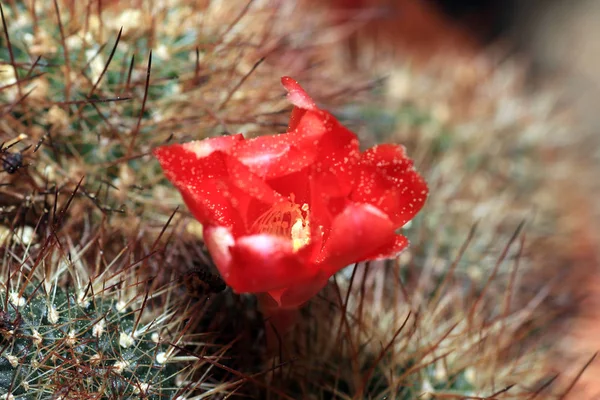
154,78,428,310
320,203,397,275
205,229,318,293
351,144,429,227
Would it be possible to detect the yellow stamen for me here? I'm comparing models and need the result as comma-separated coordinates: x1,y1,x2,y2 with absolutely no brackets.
252,195,310,251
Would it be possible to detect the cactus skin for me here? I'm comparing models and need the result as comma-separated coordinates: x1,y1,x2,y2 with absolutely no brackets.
0,286,178,399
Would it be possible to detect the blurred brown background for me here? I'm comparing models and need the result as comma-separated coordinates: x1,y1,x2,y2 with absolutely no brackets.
314,0,600,397
319,0,600,127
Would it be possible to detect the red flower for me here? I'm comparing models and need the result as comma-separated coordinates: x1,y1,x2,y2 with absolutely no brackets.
154,77,428,309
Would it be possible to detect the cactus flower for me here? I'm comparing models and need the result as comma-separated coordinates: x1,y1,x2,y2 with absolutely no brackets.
154,77,428,308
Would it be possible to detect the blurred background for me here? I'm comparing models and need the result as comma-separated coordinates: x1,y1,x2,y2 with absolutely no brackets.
321,0,600,120
316,0,600,396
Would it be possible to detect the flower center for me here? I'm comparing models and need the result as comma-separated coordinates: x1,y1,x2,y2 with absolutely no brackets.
251,194,310,251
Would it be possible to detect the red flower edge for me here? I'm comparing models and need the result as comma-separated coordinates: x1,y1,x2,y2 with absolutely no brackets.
154,77,428,309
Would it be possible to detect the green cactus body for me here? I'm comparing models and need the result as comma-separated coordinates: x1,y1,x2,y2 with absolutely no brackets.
0,287,178,399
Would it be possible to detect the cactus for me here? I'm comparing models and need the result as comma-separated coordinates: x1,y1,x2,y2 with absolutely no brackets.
0,0,591,398
0,213,221,399
0,285,179,398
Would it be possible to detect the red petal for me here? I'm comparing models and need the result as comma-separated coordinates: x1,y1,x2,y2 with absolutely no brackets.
231,134,316,179
154,138,282,233
205,227,318,293
308,113,360,197
281,76,317,111
180,133,244,157
153,134,241,182
203,225,235,271
364,234,409,261
288,110,327,146
351,144,428,227
288,107,308,132
319,203,397,275
154,143,245,230
281,77,316,132
266,167,311,206
267,275,330,309
234,111,359,200
286,109,360,200
308,184,349,247
224,155,283,205
178,182,244,232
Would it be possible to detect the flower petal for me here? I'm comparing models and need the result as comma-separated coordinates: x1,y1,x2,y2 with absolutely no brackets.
154,135,241,183
233,111,359,194
154,143,246,230
205,227,318,294
203,225,235,271
180,133,244,158
155,139,283,233
307,114,360,198
281,76,317,111
285,90,360,197
282,77,316,132
177,182,243,231
363,234,409,261
264,167,311,207
266,275,330,309
319,203,397,275
351,144,428,227
282,78,361,192
224,155,283,205
231,134,316,179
